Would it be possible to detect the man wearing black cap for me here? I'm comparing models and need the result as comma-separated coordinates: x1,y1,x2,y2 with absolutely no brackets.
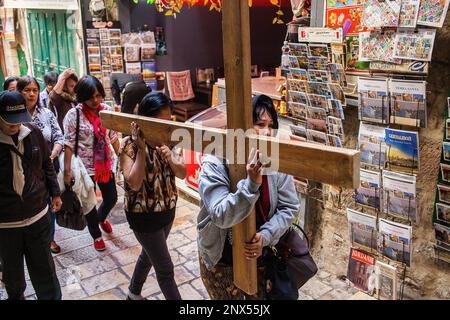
0,91,62,300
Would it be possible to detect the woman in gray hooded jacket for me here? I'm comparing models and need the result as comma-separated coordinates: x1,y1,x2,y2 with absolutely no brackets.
197,95,299,300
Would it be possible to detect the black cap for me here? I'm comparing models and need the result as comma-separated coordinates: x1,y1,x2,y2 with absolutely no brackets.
0,91,32,124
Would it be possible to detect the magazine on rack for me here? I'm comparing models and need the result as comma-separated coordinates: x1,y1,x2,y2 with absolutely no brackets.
382,170,418,222
358,78,389,124
347,248,376,293
389,79,427,128
375,261,398,300
378,218,412,267
434,223,450,251
356,169,381,210
385,128,419,174
347,209,377,252
358,122,387,169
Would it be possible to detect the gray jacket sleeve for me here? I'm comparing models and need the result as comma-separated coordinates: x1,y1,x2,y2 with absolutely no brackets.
199,160,261,229
258,174,299,247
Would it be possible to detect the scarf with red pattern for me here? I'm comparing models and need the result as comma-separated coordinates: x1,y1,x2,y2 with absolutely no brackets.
82,103,112,183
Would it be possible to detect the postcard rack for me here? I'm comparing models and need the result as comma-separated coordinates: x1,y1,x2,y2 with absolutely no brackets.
434,245,450,265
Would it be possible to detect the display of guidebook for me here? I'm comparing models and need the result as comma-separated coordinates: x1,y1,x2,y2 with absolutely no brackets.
347,248,376,293
347,209,378,252
358,122,387,169
359,30,401,64
436,202,450,224
328,63,347,87
375,261,398,300
382,170,418,222
385,128,419,174
434,223,450,251
394,29,436,62
378,219,412,267
399,0,421,28
362,0,402,28
389,80,427,128
356,169,381,210
358,78,389,124
417,0,450,28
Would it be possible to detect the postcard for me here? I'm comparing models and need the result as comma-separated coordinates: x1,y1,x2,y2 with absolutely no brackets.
385,128,419,174
288,79,308,93
87,46,100,56
394,28,436,62
356,169,381,209
89,64,101,73
307,94,328,109
308,56,329,71
289,55,301,69
88,55,101,65
141,44,156,61
126,62,142,75
327,134,342,147
109,46,122,56
329,63,347,87
308,44,329,58
289,68,308,81
441,163,450,183
328,99,345,119
99,29,109,41
436,202,450,224
307,69,330,83
327,116,344,137
307,117,328,133
359,122,387,168
289,91,309,105
444,142,450,161
382,170,417,222
438,184,450,204
358,78,389,124
108,29,122,39
290,124,307,139
86,28,100,39
289,134,307,142
362,0,402,28
307,81,330,97
399,0,421,28
359,30,401,64
289,102,308,119
389,79,427,128
375,261,398,300
417,0,450,28
328,83,347,107
87,38,100,47
288,42,309,56
347,208,377,252
307,129,329,145
434,223,450,250
378,218,412,267
124,45,140,62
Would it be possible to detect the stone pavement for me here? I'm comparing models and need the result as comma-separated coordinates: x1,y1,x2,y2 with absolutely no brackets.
0,185,361,301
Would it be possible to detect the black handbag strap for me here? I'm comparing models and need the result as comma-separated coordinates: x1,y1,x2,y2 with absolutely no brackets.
75,108,80,157
292,223,311,252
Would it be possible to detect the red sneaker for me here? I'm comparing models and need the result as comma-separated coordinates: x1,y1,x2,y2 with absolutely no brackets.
94,238,106,251
99,220,113,234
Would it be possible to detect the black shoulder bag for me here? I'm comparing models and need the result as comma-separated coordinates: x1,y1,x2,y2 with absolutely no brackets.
55,108,86,230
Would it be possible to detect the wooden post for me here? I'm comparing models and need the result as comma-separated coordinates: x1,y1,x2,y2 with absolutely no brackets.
222,0,257,295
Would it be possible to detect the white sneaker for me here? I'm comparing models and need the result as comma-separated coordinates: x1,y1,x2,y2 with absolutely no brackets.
127,291,147,300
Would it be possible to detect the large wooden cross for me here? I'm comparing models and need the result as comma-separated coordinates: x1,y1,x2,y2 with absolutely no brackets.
100,0,360,295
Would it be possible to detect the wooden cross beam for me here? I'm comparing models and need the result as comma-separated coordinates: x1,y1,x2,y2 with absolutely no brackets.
100,0,360,296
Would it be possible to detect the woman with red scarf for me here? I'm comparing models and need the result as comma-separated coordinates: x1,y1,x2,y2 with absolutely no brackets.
63,76,120,251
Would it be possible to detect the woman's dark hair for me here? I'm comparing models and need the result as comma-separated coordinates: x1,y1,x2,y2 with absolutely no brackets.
138,92,173,117
17,76,41,92
75,75,105,103
252,94,279,129
43,71,59,85
3,76,19,91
